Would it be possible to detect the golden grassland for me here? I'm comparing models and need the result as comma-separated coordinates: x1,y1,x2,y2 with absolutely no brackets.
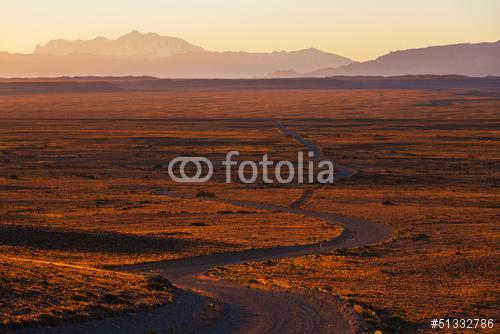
0,113,339,328
0,118,336,267
0,88,499,330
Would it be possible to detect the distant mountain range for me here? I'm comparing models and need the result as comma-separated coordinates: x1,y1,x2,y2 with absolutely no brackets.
1,31,499,78
268,41,500,78
0,31,353,78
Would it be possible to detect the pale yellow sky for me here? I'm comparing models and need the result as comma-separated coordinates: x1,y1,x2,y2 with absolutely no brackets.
2,0,499,61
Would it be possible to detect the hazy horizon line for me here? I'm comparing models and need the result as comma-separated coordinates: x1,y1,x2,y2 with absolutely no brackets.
3,29,500,63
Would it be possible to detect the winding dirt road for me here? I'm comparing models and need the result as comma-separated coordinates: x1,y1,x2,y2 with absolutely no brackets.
118,120,391,333
27,120,391,334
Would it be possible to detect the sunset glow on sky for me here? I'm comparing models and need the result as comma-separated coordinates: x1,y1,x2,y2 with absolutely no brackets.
2,0,500,61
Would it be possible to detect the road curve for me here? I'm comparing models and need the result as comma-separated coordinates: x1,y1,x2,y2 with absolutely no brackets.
116,120,392,333
27,120,391,334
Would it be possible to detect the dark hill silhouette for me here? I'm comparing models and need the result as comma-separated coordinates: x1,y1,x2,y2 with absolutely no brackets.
2,75,500,94
0,81,121,94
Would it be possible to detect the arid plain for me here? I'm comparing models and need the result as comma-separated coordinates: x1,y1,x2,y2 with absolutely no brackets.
0,81,498,333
